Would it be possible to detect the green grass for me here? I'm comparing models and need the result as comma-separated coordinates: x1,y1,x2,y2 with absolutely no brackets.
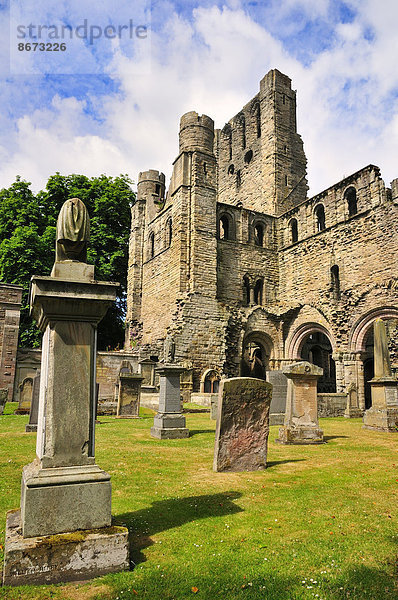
0,410,397,599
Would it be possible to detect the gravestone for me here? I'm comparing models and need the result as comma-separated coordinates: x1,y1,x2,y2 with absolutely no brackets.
139,358,157,392
25,372,40,432
150,365,189,439
117,361,143,418
210,394,218,420
15,377,33,414
3,198,129,587
344,383,362,418
363,319,398,431
213,377,272,472
0,388,7,415
276,361,324,444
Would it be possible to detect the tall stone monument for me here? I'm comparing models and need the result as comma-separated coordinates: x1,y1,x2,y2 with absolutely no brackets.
150,364,189,439
3,198,129,586
276,361,324,444
363,319,398,431
213,377,272,472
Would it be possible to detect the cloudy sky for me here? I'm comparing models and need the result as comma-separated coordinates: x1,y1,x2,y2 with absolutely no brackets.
1,0,398,195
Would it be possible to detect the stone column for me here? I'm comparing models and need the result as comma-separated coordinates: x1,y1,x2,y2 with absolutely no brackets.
3,198,129,587
363,319,398,431
276,361,324,444
150,365,189,439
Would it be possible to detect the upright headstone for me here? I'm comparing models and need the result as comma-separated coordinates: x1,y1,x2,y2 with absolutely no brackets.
15,377,33,414
363,319,398,431
117,361,143,418
0,388,7,415
3,198,129,587
139,358,157,392
213,377,272,472
344,382,362,418
276,361,324,444
150,365,189,439
25,372,41,432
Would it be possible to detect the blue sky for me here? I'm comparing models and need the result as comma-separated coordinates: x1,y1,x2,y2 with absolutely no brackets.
1,0,398,195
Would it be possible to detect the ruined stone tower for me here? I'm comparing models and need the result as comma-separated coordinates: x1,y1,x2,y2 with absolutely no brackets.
126,68,398,412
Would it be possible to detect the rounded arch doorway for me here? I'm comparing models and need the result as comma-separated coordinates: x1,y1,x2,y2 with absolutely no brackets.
299,331,336,393
241,331,273,380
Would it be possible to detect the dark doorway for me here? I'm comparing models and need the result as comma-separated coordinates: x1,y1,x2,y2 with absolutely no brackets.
300,331,336,392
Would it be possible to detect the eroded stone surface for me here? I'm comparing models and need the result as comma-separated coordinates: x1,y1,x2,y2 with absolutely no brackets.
213,377,272,472
3,510,129,587
150,365,189,439
117,373,143,418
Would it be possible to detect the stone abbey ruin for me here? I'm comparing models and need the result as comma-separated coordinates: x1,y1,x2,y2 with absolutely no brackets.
125,68,398,416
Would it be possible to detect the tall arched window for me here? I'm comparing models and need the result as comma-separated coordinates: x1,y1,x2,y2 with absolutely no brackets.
166,218,172,247
290,218,298,243
203,370,220,393
254,223,264,247
149,232,155,258
345,187,357,217
254,279,263,305
222,124,232,161
219,215,229,240
331,265,341,300
243,276,250,306
315,204,326,231
237,113,246,149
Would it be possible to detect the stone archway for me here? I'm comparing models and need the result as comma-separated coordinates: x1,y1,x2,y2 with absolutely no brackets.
240,331,274,380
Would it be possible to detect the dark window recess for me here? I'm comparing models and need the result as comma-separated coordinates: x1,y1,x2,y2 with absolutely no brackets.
254,224,264,246
236,170,241,188
149,232,155,258
228,164,235,175
290,218,298,243
244,149,253,164
243,276,250,306
155,184,160,195
315,205,326,231
219,215,230,240
254,279,263,305
331,265,341,300
345,187,358,217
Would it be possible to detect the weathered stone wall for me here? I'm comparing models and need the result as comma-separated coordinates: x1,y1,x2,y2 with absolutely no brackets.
0,284,22,400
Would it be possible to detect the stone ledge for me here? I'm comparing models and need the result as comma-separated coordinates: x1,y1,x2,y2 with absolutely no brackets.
3,510,129,587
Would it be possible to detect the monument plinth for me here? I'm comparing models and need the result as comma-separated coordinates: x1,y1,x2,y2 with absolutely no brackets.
363,319,398,431
276,361,324,444
3,198,129,586
150,364,189,439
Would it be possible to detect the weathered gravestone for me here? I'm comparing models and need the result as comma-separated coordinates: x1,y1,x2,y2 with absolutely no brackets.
150,364,189,439
117,361,143,418
14,377,33,414
0,388,7,415
363,319,398,431
344,382,362,419
276,361,324,444
25,372,40,432
3,198,129,587
213,377,272,472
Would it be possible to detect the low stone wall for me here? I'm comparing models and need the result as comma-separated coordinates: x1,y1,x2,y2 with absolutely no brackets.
190,393,217,407
317,393,347,418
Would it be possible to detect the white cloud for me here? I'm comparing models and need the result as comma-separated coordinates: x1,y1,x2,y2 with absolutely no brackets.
0,0,398,196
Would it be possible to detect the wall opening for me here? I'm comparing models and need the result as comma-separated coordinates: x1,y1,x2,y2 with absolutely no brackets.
241,332,273,380
254,279,263,305
331,265,340,300
166,218,172,247
345,187,358,217
203,370,220,394
149,232,155,258
254,223,264,246
290,218,298,243
315,204,326,231
300,331,336,392
243,276,250,306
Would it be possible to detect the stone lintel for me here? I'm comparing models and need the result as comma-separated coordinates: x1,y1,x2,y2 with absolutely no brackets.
3,510,129,587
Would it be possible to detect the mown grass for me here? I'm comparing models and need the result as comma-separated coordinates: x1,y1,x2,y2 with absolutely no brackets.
0,407,397,599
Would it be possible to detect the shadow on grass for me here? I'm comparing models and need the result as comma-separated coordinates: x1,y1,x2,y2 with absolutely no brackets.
189,429,215,436
323,435,349,441
114,491,243,566
266,459,306,468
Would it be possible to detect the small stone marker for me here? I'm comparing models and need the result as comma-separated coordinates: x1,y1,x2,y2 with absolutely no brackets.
213,377,272,472
15,377,33,414
344,383,362,419
3,198,129,587
210,394,218,420
363,319,398,431
25,372,40,432
276,361,324,444
117,362,143,418
150,365,189,439
0,388,7,415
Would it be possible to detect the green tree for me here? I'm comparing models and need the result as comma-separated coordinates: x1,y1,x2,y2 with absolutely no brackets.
0,173,134,350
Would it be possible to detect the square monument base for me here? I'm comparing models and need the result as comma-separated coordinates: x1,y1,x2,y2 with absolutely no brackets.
21,461,112,538
150,413,189,439
276,426,324,445
362,407,398,432
3,510,129,587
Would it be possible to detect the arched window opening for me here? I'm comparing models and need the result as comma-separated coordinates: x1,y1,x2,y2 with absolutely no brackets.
236,170,242,188
315,204,326,232
155,183,160,195
243,276,250,306
222,124,232,161
149,232,155,258
166,218,172,247
290,218,298,243
331,265,340,300
254,223,264,247
300,331,336,393
244,149,253,164
237,113,246,149
256,105,261,137
345,187,357,217
254,279,263,305
203,370,220,394
228,164,235,175
219,215,230,240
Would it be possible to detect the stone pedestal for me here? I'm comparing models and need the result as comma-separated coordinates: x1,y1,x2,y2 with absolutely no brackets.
25,372,40,432
3,263,129,586
276,362,324,444
213,378,272,472
117,373,143,418
150,365,189,439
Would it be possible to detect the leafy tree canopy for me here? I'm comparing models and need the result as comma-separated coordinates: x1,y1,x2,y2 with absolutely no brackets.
0,173,134,350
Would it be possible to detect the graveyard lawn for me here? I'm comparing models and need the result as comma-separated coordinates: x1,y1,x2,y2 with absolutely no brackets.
0,409,398,599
